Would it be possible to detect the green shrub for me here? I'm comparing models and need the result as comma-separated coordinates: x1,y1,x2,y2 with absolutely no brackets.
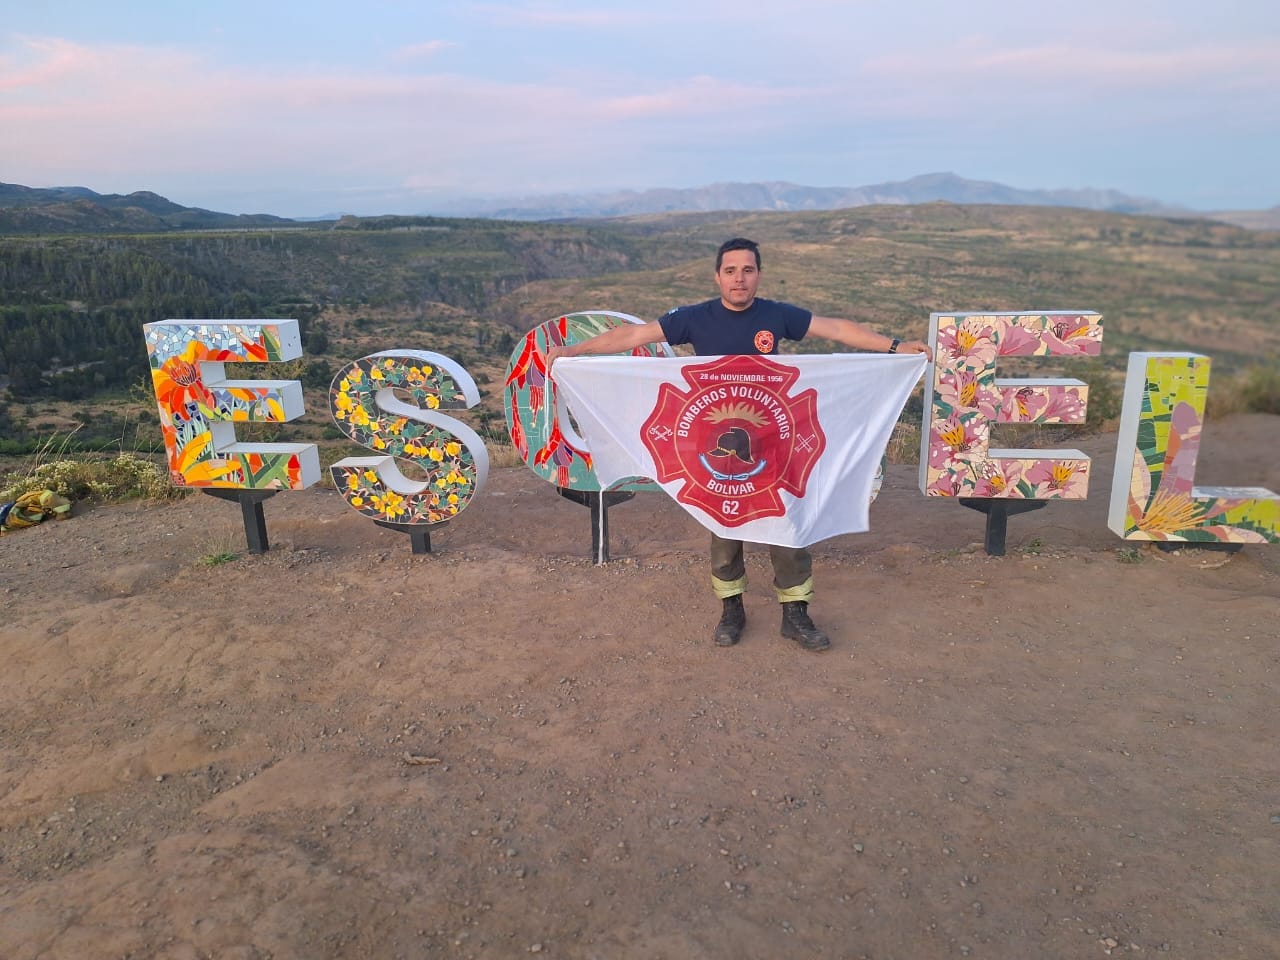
1238,363,1280,415
1079,359,1123,429
1207,359,1280,418
1,453,181,503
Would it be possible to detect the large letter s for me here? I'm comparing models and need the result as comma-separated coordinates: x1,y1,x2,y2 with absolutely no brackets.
328,351,489,524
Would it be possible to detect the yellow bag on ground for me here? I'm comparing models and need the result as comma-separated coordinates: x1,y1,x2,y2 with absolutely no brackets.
0,489,72,531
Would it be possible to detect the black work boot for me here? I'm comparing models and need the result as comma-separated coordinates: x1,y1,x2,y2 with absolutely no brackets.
780,601,831,652
714,594,746,646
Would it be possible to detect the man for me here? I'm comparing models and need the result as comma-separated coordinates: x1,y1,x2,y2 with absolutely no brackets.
547,237,931,652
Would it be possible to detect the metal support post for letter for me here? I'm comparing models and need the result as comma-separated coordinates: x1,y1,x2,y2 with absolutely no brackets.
958,498,1047,556
374,520,433,555
557,488,636,565
202,489,276,554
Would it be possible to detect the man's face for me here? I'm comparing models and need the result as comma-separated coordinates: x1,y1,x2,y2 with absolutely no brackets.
716,249,760,311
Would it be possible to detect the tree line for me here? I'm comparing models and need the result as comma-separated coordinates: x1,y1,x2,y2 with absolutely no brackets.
0,238,320,402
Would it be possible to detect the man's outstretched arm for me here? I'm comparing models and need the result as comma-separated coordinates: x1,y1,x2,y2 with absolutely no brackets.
807,316,932,360
545,321,668,370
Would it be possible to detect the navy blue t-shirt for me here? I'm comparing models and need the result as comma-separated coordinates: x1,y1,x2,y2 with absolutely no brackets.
658,298,812,356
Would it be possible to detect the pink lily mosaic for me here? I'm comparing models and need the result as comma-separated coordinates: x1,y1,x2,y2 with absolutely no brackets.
920,312,1103,499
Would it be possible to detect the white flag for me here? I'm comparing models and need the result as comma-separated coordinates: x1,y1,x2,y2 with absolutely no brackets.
553,352,926,547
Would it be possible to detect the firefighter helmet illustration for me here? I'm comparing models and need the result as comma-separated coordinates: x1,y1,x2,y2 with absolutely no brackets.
699,403,768,482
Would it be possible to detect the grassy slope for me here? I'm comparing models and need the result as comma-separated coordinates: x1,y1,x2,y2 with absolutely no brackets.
3,204,1277,453
506,204,1280,365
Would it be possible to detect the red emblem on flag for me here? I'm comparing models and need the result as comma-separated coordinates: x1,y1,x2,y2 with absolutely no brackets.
641,355,826,526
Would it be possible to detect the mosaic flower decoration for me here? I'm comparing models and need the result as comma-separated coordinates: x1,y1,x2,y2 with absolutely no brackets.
144,320,317,489
328,351,488,525
920,312,1101,500
1110,353,1278,543
504,312,673,492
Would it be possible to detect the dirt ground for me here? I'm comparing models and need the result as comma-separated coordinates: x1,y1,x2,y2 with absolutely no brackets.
2,415,1278,960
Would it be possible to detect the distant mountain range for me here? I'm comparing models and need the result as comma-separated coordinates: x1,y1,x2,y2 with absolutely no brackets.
426,172,1194,220
2,174,1276,233
0,183,293,234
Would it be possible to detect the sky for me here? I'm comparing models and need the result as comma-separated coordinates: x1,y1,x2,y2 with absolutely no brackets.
3,1,1278,218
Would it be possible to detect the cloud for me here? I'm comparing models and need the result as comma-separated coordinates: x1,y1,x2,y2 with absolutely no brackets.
0,32,819,194
3,20,1276,213
597,75,805,121
859,36,1280,114
469,3,659,28
393,40,457,62
0,35,200,96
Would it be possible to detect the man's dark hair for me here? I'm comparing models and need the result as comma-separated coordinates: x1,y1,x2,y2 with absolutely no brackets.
716,237,761,272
